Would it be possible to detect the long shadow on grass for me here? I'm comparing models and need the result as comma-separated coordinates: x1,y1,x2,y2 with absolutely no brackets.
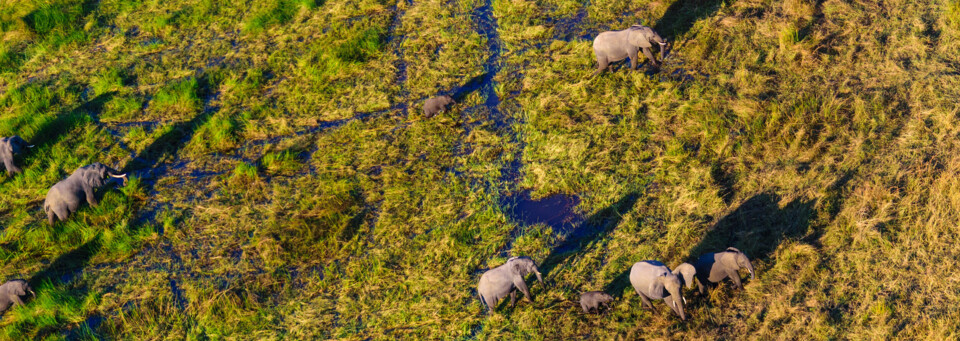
24,237,101,338
540,192,640,278
654,0,729,40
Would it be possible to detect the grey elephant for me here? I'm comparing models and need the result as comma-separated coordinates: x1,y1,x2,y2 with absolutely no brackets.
0,279,34,315
673,262,697,290
44,162,128,225
0,135,33,175
580,291,614,314
629,260,686,320
477,256,543,313
423,95,455,118
693,247,756,295
591,25,668,77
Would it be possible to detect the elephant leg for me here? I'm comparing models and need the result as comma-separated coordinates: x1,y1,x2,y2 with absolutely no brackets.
629,49,639,70
483,294,497,313
638,293,654,310
509,290,518,307
696,277,707,295
641,47,658,67
729,271,743,289
592,56,608,78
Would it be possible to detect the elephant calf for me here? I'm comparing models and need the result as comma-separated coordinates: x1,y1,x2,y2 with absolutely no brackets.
629,260,687,320
423,95,455,118
693,247,755,295
580,291,614,314
0,279,34,315
477,256,543,313
0,135,33,175
44,162,127,225
591,25,668,77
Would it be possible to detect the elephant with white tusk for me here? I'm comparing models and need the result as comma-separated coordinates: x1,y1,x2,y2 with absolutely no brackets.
0,279,34,315
629,260,687,320
0,135,34,175
477,256,543,313
44,162,128,225
693,247,756,295
591,25,668,77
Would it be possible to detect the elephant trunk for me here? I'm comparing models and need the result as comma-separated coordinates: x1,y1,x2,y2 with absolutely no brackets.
535,271,543,285
746,261,755,280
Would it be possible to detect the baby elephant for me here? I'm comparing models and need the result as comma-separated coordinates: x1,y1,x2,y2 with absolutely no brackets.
580,291,614,314
477,256,543,313
0,135,34,175
422,95,455,118
693,247,755,295
44,162,128,225
0,279,34,315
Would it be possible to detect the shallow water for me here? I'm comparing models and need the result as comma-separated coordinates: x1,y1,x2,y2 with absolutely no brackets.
506,190,582,231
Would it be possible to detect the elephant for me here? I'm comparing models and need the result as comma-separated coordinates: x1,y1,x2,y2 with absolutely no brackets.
692,247,756,295
591,25,668,77
477,256,543,313
0,135,33,175
44,162,127,225
423,95,455,118
629,260,686,320
0,279,34,315
580,291,614,314
673,262,697,290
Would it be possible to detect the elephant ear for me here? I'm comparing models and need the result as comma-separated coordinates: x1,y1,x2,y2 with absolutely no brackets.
82,167,106,188
13,284,25,296
648,275,666,298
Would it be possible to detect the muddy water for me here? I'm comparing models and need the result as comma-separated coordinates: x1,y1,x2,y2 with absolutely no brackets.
506,190,583,231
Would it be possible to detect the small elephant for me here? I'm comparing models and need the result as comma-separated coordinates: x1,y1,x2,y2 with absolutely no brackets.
591,25,668,77
0,135,33,175
693,247,755,295
477,256,543,313
44,162,128,225
672,262,697,291
580,291,614,314
0,279,34,315
422,95,455,118
629,260,687,320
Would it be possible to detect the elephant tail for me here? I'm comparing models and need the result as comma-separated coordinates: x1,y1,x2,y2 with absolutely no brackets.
478,292,488,311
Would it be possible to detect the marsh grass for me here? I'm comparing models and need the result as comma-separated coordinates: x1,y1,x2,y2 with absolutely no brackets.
0,0,959,338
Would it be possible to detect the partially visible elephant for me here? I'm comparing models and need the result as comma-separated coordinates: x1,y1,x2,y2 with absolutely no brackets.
673,262,697,291
477,256,543,313
693,247,756,295
591,25,668,77
629,260,686,320
580,291,614,314
423,95,455,118
44,162,128,225
0,135,33,175
0,279,34,315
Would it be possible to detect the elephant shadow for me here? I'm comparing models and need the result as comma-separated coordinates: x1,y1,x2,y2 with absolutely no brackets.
654,0,730,40
686,192,815,263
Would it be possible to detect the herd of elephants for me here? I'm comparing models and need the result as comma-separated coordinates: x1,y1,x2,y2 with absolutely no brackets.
0,24,750,322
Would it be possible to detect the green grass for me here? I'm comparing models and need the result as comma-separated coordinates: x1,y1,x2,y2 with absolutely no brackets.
1,0,959,338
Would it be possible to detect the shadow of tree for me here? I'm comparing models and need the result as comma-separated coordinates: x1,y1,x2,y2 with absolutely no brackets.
540,192,640,277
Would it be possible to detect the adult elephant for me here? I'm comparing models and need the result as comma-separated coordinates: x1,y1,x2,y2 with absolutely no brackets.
477,256,544,313
693,247,756,295
0,135,33,175
44,162,127,225
591,25,668,77
629,260,687,320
